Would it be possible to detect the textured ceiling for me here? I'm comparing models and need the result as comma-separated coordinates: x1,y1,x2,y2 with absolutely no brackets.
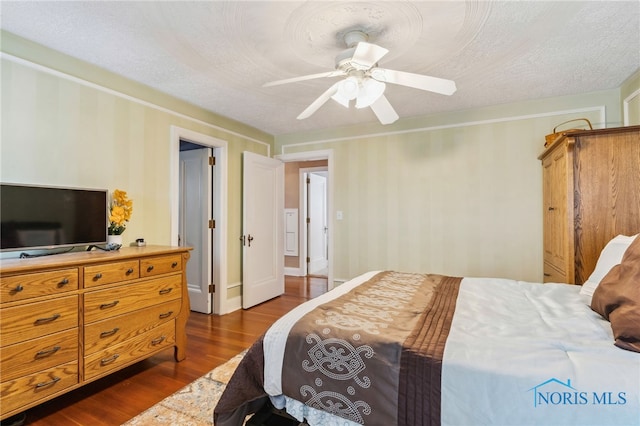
1,1,639,136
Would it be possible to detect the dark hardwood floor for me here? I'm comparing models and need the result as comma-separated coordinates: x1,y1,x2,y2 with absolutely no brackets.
17,276,328,426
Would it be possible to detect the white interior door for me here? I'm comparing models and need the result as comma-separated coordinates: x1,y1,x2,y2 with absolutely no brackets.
242,151,284,309
179,148,212,313
308,172,328,275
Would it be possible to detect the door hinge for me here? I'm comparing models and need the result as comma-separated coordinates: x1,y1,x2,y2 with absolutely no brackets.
306,257,310,263
209,284,215,293
209,219,215,229
209,156,215,166
306,217,310,224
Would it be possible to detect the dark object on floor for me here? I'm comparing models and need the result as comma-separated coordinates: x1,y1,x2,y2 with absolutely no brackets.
246,401,306,426
0,413,26,426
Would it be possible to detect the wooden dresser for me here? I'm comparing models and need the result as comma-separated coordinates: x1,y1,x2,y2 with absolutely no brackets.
539,125,640,284
0,246,191,420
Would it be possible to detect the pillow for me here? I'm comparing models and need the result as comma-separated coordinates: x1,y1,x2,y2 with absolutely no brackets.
591,234,640,352
580,234,638,299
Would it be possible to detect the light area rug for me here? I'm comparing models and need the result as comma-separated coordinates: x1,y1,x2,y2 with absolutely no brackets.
123,351,246,426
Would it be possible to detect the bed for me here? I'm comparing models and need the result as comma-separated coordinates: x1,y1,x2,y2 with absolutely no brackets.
214,234,640,426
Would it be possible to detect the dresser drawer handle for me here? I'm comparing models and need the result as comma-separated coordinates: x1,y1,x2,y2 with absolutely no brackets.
35,346,61,358
35,376,61,388
126,268,134,275
151,336,166,346
159,311,174,319
10,284,24,294
543,273,551,277
34,313,61,325
159,288,172,295
147,265,155,272
100,301,119,309
100,354,120,366
100,327,120,338
171,262,178,268
58,278,70,287
93,273,103,280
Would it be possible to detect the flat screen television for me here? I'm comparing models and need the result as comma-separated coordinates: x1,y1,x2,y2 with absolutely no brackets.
0,183,108,252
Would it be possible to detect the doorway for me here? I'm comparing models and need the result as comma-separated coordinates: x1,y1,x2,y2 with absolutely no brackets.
170,126,228,314
277,150,334,290
179,142,212,313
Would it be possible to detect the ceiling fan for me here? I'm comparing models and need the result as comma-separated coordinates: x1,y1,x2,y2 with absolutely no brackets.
263,30,457,125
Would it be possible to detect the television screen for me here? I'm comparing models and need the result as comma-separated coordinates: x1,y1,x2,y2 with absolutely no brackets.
0,183,108,252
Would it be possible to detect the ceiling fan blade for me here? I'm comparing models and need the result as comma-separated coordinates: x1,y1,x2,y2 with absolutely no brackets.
351,42,389,68
371,68,457,95
263,70,345,87
297,82,341,120
370,95,399,125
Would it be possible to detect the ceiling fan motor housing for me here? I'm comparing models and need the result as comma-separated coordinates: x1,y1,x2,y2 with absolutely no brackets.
334,30,376,72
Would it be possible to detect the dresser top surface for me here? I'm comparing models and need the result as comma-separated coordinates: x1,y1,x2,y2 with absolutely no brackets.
0,246,192,274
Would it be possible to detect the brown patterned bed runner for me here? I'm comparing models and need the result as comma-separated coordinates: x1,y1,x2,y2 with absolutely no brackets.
281,272,462,425
399,275,461,426
214,272,461,426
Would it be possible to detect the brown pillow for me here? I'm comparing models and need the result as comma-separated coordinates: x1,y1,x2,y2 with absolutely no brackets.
591,235,640,353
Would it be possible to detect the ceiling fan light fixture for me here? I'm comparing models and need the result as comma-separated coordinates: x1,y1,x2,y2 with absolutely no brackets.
338,76,359,100
331,76,359,107
356,78,385,109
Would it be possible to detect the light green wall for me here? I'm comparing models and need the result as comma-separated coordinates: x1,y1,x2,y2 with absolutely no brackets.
0,32,272,290
621,69,640,125
276,85,634,283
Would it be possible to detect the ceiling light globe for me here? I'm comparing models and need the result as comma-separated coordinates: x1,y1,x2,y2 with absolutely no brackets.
356,79,385,108
338,77,359,100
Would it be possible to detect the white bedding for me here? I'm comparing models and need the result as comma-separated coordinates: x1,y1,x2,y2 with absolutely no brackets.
262,274,640,425
442,278,640,426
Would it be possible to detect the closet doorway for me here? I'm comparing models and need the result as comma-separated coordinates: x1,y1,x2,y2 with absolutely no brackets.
170,126,228,314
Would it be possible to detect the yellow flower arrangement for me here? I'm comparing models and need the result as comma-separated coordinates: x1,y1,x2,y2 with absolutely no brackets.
108,189,133,235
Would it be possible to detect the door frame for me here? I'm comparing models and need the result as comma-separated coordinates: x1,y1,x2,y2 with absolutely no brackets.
276,149,334,290
170,126,229,314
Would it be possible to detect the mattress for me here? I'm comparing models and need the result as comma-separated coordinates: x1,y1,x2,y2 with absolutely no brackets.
214,272,640,426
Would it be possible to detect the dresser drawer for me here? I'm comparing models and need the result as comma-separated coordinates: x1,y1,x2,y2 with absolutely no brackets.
0,361,78,414
140,254,182,278
1,268,78,304
0,329,78,382
83,274,182,324
0,296,78,346
84,260,139,288
84,299,181,355
84,320,175,380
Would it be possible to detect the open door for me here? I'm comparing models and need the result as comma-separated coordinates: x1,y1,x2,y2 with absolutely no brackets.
179,147,213,313
242,151,284,309
307,171,328,275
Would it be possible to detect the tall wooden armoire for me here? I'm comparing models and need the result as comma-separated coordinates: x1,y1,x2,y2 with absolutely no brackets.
539,125,640,284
